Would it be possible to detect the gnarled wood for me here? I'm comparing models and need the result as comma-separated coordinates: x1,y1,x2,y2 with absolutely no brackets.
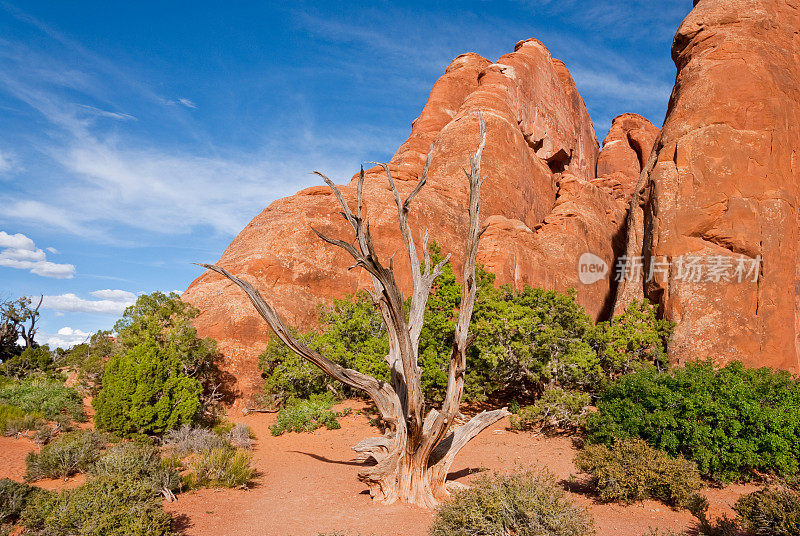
201,111,509,507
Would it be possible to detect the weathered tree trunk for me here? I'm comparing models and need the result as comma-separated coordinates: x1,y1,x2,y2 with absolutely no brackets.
200,111,508,508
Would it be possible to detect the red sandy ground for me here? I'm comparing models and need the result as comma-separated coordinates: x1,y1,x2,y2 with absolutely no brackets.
164,400,758,536
0,399,758,536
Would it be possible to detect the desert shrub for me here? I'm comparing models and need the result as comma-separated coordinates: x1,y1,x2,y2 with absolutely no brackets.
93,342,203,438
586,360,800,481
260,245,674,407
4,413,44,437
471,286,601,397
183,447,255,489
161,424,229,456
0,404,45,436
430,470,594,536
0,378,84,422
0,404,25,430
510,387,590,434
225,423,254,449
574,438,703,508
269,393,351,436
25,430,106,481
32,423,55,446
259,292,389,405
733,487,800,536
90,442,180,498
0,346,55,379
93,292,220,439
21,476,175,536
593,300,673,377
0,478,39,524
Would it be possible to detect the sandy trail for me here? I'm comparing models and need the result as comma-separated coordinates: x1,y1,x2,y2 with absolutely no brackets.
163,400,756,536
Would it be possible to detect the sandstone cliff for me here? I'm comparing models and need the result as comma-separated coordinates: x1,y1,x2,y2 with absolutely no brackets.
615,0,800,372
184,39,655,393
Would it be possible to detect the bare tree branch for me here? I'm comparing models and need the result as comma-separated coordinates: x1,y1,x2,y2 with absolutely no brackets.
196,263,402,426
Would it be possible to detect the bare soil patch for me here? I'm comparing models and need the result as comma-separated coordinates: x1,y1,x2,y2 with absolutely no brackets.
0,399,758,535
163,400,758,536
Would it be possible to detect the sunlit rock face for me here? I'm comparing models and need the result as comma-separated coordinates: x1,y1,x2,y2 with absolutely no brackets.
183,39,657,394
615,0,800,373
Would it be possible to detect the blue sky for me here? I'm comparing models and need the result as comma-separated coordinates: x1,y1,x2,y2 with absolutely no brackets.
0,0,691,348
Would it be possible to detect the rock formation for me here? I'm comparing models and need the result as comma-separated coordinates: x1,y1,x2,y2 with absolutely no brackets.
615,0,800,372
184,39,656,393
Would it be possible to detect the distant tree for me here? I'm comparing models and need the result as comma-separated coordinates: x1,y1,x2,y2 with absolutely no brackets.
0,296,43,364
93,292,218,438
60,331,118,393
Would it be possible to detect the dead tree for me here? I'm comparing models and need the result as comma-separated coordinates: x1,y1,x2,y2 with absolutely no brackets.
0,295,43,349
200,111,508,508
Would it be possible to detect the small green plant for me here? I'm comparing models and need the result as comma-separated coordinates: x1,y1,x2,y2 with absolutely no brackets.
183,446,255,489
269,393,351,436
0,404,26,431
0,478,39,525
1,405,43,437
510,387,590,434
25,430,106,481
90,442,180,500
586,360,800,481
212,420,235,435
32,423,55,446
574,438,703,509
733,487,800,536
21,476,176,536
0,379,84,422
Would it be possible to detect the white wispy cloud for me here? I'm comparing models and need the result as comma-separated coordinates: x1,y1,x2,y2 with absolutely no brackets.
89,289,137,302
0,149,15,174
41,289,136,315
0,230,75,278
77,104,136,121
0,13,388,241
45,326,93,348
3,201,99,237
